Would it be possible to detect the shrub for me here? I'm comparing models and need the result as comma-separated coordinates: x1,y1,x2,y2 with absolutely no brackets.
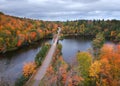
15,75,29,86
35,43,51,67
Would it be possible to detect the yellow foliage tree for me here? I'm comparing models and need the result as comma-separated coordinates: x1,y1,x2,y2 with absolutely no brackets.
89,61,101,78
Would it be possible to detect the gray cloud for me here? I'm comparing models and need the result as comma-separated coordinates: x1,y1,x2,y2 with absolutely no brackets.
64,0,100,3
0,0,120,21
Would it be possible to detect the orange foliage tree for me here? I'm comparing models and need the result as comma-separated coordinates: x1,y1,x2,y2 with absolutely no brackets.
89,44,120,86
23,62,36,77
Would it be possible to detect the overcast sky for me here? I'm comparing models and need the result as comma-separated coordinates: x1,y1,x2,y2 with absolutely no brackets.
0,0,120,21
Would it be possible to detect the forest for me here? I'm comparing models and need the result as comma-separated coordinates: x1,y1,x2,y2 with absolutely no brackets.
0,12,58,53
61,19,120,41
0,12,120,53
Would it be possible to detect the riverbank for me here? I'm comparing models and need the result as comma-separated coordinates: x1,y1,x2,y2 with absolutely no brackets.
0,33,118,54
0,37,53,54
62,34,119,43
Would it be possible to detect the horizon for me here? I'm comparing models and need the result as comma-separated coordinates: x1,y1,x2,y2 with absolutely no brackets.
0,0,120,21
1,12,120,22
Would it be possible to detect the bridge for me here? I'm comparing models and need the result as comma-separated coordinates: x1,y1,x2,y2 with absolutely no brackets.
25,27,61,86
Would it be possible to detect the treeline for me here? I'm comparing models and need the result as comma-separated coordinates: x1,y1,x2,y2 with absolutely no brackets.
61,20,120,41
0,12,58,53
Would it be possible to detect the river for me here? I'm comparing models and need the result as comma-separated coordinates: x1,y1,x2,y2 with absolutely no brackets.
0,37,115,85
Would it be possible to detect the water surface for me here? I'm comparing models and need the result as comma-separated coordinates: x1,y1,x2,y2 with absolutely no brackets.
60,37,116,64
60,37,92,64
0,39,51,85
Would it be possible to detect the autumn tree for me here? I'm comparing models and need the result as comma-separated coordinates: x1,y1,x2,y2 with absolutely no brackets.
77,52,92,85
89,44,120,86
23,62,36,78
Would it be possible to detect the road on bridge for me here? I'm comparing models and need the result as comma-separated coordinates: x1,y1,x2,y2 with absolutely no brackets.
25,27,61,86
